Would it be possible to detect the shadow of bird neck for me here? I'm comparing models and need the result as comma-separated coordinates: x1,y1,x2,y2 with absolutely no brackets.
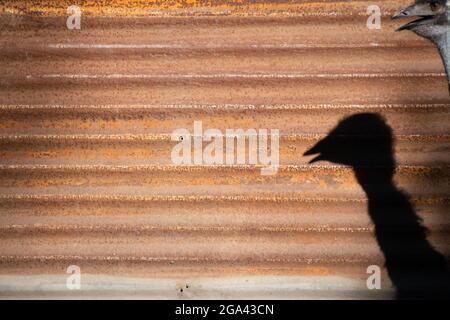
353,166,396,196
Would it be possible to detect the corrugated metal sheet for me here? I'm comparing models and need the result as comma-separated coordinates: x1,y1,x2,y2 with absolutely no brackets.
0,0,449,299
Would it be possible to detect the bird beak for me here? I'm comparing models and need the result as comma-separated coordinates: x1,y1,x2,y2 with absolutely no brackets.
392,3,437,31
392,4,417,20
395,16,434,31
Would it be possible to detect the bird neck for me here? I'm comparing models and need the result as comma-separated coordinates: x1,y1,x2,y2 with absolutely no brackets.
434,30,450,90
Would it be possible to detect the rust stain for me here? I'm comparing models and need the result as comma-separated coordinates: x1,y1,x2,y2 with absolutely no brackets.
1,1,413,17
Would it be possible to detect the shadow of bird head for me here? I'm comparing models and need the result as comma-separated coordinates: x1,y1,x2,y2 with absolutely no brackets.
303,113,395,168
392,0,448,33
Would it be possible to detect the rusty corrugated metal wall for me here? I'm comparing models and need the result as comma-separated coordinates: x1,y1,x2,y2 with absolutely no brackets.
0,0,448,299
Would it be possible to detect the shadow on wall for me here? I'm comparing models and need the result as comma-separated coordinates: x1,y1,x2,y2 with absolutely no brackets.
304,113,449,299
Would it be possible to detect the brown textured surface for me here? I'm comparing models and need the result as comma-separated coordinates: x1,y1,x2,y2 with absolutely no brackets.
0,0,449,298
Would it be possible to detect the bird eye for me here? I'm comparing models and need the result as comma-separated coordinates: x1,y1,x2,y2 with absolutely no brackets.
430,1,442,11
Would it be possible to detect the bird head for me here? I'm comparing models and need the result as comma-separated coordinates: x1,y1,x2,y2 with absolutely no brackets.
392,0,448,32
303,113,395,168
393,1,450,95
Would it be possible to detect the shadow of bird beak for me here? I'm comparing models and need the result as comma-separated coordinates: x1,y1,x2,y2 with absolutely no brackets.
304,141,325,164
